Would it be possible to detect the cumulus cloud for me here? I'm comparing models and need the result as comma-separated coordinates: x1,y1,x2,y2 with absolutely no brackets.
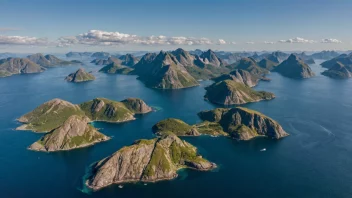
264,41,275,44
321,38,342,43
278,37,316,44
0,35,48,45
57,30,216,47
246,41,255,44
217,39,226,45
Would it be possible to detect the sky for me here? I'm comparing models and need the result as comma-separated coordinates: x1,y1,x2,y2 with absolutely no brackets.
0,0,351,53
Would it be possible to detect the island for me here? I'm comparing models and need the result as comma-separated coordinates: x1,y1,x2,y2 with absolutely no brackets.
212,69,259,87
85,133,216,191
17,97,152,133
99,63,134,74
322,62,352,79
0,57,45,77
28,115,110,152
27,53,81,67
152,118,200,136
198,107,289,140
132,51,200,89
227,57,269,77
274,54,315,78
321,53,352,69
204,80,275,105
65,68,95,82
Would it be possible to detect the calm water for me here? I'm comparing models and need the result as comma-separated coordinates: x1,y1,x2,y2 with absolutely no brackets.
1,59,352,198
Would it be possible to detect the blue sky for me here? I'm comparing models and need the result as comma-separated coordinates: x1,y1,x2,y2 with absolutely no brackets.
0,0,351,52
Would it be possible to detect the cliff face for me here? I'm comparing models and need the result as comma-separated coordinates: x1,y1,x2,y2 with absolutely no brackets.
198,49,225,67
321,54,352,69
322,62,352,79
227,57,269,77
17,98,151,132
28,115,110,152
212,69,259,87
86,134,216,191
118,54,140,67
0,57,45,77
274,54,315,78
198,107,288,140
204,80,275,105
65,68,95,82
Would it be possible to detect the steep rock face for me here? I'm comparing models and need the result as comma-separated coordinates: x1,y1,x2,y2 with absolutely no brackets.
86,134,216,191
198,107,288,140
121,98,152,114
99,63,133,74
17,98,151,132
171,48,196,66
227,57,269,77
118,54,140,67
17,99,84,132
27,53,80,67
133,51,199,89
152,118,200,136
0,57,45,77
212,69,259,87
258,58,279,71
322,62,352,79
65,68,95,82
197,49,225,67
274,54,315,78
204,80,275,105
321,54,352,69
28,115,110,152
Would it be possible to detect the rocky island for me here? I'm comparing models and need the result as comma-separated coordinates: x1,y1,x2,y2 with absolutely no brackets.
322,62,352,79
0,57,46,77
28,115,110,152
204,80,275,105
86,133,216,191
321,53,352,69
274,54,315,78
227,57,269,77
27,53,81,67
65,68,95,82
17,98,151,132
212,69,259,87
152,118,200,136
198,107,289,140
99,63,133,74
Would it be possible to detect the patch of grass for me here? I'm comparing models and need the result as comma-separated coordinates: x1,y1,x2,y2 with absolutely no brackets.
152,118,192,136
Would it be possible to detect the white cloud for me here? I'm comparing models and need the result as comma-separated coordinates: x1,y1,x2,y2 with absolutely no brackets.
0,35,48,45
264,41,275,44
58,30,216,47
246,41,255,44
321,38,342,43
231,41,236,45
217,39,226,45
278,37,316,44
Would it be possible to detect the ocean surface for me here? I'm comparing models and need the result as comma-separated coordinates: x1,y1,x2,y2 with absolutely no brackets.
1,58,352,198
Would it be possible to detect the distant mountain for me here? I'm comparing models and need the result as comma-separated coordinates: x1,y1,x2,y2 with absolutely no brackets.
274,54,315,78
196,49,226,67
227,57,269,77
311,50,340,60
0,57,45,77
132,51,199,89
91,57,121,65
66,52,93,58
189,49,203,56
258,58,279,71
99,63,133,74
91,52,110,59
322,62,352,79
118,54,140,67
212,69,259,87
293,52,315,64
27,53,81,67
321,54,352,69
65,68,95,83
204,80,275,105
216,52,254,64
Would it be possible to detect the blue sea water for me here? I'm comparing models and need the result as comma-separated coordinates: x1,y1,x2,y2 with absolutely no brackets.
1,59,352,198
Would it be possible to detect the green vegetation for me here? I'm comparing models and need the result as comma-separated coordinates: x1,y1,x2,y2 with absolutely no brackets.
99,63,134,74
194,121,227,136
143,143,172,177
152,118,193,136
186,64,230,80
